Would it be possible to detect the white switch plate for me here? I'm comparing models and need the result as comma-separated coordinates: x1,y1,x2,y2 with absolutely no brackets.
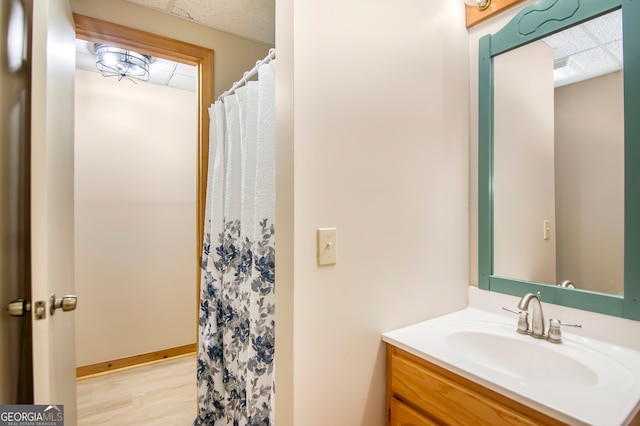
543,220,551,240
317,228,337,265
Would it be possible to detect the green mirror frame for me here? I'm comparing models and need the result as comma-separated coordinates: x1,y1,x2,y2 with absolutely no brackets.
478,0,640,320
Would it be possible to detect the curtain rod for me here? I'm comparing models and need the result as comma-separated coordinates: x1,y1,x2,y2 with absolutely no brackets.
217,48,276,102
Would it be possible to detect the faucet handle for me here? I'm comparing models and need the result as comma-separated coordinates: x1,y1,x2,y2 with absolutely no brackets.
502,306,530,334
547,318,582,343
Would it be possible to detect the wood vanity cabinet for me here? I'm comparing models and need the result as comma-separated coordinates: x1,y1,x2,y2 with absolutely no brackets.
386,344,567,426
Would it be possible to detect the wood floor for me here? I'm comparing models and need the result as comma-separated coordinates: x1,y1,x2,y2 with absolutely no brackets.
77,354,197,425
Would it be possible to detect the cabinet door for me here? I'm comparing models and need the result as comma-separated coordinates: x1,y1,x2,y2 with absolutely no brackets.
390,398,438,426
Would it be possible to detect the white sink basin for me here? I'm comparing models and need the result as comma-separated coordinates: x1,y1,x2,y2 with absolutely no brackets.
382,308,640,426
436,319,632,389
447,327,597,387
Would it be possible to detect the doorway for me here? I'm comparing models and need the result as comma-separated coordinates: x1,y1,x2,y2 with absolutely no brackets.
71,11,212,383
73,48,197,373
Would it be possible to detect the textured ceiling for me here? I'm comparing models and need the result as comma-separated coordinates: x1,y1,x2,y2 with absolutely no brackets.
542,9,622,87
124,0,275,45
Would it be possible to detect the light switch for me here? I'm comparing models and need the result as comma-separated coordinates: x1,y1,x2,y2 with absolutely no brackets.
543,220,551,240
317,228,337,265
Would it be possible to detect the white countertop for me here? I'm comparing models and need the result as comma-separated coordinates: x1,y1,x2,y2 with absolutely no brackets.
383,291,640,426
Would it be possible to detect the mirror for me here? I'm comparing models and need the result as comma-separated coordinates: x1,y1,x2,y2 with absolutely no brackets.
493,10,624,296
478,0,640,319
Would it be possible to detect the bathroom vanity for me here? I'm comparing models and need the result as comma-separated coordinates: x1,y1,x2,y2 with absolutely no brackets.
386,345,562,425
395,0,640,423
382,293,640,426
388,0,640,422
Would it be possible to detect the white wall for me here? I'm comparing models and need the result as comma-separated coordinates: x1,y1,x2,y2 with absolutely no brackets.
555,71,624,294
69,0,272,98
74,70,197,366
493,41,556,284
276,0,470,424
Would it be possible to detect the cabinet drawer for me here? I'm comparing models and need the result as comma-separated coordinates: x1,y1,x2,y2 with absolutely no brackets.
390,349,546,425
390,397,439,426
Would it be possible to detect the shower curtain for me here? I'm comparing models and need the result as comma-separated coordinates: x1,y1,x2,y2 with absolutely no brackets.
194,63,275,426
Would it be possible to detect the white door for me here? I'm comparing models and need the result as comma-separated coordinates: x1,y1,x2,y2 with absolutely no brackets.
30,0,77,423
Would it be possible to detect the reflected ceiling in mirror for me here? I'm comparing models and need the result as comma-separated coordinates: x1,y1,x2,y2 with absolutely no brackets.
544,9,622,87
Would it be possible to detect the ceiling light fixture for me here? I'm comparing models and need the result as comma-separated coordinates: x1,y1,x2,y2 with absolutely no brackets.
94,43,150,82
465,0,491,10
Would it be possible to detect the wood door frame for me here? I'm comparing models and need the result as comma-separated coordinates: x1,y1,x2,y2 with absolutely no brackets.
73,14,213,351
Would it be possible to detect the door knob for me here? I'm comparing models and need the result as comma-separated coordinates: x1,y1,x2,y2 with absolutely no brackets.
7,299,31,317
49,294,77,315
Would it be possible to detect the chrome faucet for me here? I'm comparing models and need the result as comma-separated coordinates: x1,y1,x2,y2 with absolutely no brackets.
517,292,546,339
503,292,583,343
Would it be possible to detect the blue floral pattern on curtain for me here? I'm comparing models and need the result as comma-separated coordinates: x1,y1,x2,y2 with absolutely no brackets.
194,63,275,426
